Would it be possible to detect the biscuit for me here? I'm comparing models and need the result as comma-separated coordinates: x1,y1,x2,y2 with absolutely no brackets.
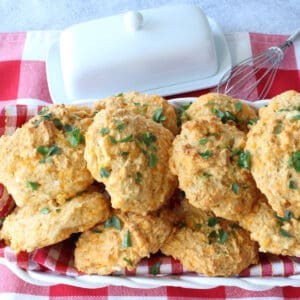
84,108,177,213
0,105,94,206
240,197,300,256
259,90,300,120
246,112,300,218
0,187,110,253
170,117,258,221
74,209,174,274
160,200,258,277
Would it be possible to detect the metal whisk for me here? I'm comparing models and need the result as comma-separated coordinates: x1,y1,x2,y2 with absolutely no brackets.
217,29,300,100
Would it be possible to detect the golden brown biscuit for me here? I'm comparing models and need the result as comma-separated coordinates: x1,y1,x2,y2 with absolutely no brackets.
160,200,259,277
74,209,174,274
94,91,179,135
246,114,300,217
0,105,94,207
0,187,110,253
240,197,300,256
84,108,177,214
183,93,257,132
259,90,300,119
170,117,259,221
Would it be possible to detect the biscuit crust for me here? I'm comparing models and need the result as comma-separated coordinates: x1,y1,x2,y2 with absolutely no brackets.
94,91,179,135
183,93,257,132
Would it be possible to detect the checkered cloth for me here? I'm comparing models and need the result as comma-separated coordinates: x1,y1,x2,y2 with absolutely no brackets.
0,30,300,299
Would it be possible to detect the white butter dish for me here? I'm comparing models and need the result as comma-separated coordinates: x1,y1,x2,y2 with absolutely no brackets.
46,5,231,103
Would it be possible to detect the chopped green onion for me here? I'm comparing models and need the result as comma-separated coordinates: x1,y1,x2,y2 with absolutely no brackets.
66,127,85,147
199,137,208,145
100,167,110,178
119,135,133,143
275,210,293,222
63,124,73,132
248,117,259,125
109,136,118,144
231,183,240,195
135,172,142,183
238,150,251,169
218,229,228,244
274,120,283,134
53,118,63,130
26,181,38,191
120,151,129,157
122,230,132,248
212,108,237,124
150,262,160,276
231,148,243,156
33,120,41,128
91,229,103,234
199,172,212,179
208,230,217,239
208,217,219,227
280,228,293,238
111,215,122,230
235,102,242,113
194,223,202,230
198,150,212,159
149,153,158,168
288,151,300,172
289,180,297,190
38,107,52,120
153,108,166,123
40,207,50,214
100,127,110,135
123,257,133,267
37,144,61,163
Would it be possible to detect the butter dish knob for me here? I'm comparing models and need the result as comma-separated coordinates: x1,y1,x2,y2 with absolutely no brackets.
124,11,144,31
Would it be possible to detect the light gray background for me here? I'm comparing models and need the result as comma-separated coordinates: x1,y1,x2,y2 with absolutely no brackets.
0,0,299,34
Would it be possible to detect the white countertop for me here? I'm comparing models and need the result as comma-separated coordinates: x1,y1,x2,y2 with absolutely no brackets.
0,0,299,34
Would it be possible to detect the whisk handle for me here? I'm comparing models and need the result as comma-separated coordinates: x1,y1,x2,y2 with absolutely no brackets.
288,29,300,43
280,29,300,49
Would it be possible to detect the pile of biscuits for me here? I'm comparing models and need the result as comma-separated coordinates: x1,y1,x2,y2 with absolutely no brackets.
0,90,299,277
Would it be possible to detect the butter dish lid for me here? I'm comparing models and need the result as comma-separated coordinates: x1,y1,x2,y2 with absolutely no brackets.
46,5,231,103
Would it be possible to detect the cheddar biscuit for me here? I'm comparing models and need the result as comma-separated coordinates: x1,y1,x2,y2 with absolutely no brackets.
169,117,259,221
161,200,258,277
84,108,177,213
0,187,110,253
74,209,174,274
240,198,300,256
0,105,94,206
246,111,300,218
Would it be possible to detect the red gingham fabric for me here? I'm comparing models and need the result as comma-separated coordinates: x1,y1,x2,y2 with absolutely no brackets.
0,30,300,299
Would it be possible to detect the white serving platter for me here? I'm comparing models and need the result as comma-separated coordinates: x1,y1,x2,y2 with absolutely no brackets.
46,16,231,104
2,96,300,290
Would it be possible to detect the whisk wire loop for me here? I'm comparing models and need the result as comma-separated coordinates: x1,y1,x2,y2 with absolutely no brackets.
217,28,300,100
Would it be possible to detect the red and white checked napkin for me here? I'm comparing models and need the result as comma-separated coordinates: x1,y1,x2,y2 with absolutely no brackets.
0,30,300,299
